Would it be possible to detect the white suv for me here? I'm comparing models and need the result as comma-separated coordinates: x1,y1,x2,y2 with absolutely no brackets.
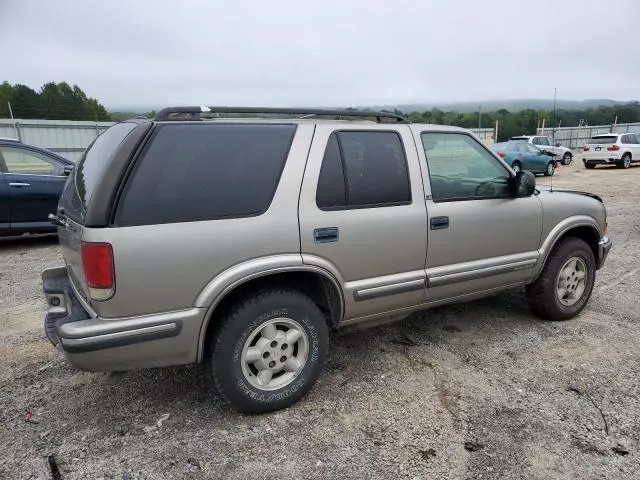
582,133,640,169
510,135,573,165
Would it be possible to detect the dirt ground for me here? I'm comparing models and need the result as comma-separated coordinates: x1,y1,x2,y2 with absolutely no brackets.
1,155,639,480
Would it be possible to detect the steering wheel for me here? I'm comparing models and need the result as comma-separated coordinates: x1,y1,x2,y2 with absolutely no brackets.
475,180,497,197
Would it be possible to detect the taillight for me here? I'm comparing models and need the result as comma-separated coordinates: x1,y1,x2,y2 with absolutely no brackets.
607,144,620,151
498,152,507,158
81,242,115,301
583,146,590,151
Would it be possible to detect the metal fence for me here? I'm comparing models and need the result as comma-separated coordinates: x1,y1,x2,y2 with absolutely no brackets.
538,122,640,149
470,127,496,144
0,119,115,162
0,119,498,162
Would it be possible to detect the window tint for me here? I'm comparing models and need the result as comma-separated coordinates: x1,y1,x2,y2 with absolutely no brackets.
116,123,296,226
531,137,540,145
589,136,617,144
1,147,59,175
537,137,551,146
316,131,411,209
622,134,633,144
630,134,639,144
421,133,511,201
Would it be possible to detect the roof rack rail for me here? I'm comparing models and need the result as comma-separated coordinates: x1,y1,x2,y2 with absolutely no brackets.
154,106,409,123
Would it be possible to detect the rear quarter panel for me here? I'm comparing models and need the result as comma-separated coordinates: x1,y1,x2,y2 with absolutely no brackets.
84,124,315,318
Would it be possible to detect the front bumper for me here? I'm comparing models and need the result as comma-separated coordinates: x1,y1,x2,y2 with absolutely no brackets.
42,267,204,371
597,236,612,270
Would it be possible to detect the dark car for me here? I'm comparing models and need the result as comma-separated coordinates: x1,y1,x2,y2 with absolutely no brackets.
0,138,73,236
490,141,556,176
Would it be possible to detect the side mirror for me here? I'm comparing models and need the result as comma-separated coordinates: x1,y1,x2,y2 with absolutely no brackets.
555,142,561,147
63,165,73,176
511,170,536,197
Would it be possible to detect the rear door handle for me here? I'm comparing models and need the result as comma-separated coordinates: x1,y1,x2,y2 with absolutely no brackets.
314,227,339,243
430,216,449,230
9,182,30,187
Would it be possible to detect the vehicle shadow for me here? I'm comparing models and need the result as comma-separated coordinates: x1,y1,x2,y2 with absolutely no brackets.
53,289,543,426
0,233,58,250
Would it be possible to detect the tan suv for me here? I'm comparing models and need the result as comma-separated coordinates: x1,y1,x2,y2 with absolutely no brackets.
43,107,611,412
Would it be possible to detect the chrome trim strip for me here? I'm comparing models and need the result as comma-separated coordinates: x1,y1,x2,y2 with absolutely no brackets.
62,323,177,347
428,259,537,287
354,278,425,301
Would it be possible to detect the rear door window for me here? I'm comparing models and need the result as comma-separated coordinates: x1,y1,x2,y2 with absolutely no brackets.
316,131,411,209
116,123,296,226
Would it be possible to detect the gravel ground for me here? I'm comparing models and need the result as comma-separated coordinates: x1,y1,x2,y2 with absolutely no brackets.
1,156,639,479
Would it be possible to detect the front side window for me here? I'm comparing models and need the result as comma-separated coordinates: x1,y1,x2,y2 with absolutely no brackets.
1,146,60,175
316,131,411,209
421,133,511,201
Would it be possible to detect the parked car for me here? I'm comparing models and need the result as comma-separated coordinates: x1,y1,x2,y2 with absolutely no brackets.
0,138,73,236
42,107,611,413
510,135,573,165
490,141,556,176
582,133,640,169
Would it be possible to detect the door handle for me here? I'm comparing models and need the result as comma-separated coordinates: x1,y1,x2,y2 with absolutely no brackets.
430,216,449,230
314,227,339,243
9,182,31,187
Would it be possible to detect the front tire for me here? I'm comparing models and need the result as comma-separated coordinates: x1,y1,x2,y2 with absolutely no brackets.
525,237,596,321
211,288,329,413
561,152,572,165
544,161,555,176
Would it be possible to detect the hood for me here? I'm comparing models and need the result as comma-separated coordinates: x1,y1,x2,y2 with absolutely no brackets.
537,187,603,204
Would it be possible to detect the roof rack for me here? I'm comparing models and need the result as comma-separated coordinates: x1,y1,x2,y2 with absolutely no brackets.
154,106,409,124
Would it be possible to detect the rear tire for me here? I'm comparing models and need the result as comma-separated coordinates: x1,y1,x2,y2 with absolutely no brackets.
584,163,596,169
561,152,572,165
210,288,329,413
512,161,522,173
525,238,596,321
617,153,631,169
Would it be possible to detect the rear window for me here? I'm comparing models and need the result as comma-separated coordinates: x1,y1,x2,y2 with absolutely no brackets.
589,136,617,144
60,122,137,222
116,123,296,226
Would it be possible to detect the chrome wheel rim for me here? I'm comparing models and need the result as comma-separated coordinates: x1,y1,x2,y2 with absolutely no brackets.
547,163,554,175
624,156,631,168
241,318,309,391
556,257,587,306
513,163,521,173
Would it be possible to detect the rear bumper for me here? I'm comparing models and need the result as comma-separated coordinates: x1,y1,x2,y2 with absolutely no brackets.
596,236,612,270
582,156,621,164
42,267,204,371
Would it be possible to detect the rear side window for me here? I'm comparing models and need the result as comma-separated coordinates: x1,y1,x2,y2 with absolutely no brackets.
61,122,137,223
316,131,411,210
116,124,296,226
537,137,551,146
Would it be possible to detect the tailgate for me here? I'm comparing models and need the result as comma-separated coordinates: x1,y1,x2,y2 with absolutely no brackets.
57,217,91,303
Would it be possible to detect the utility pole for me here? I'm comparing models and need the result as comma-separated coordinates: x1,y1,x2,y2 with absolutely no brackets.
552,88,557,143
8,101,14,120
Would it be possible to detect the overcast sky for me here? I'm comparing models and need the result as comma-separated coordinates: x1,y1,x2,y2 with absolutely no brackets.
1,0,639,109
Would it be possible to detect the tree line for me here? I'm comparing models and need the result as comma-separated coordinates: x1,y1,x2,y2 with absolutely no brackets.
395,102,640,141
1,81,639,138
0,81,110,121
